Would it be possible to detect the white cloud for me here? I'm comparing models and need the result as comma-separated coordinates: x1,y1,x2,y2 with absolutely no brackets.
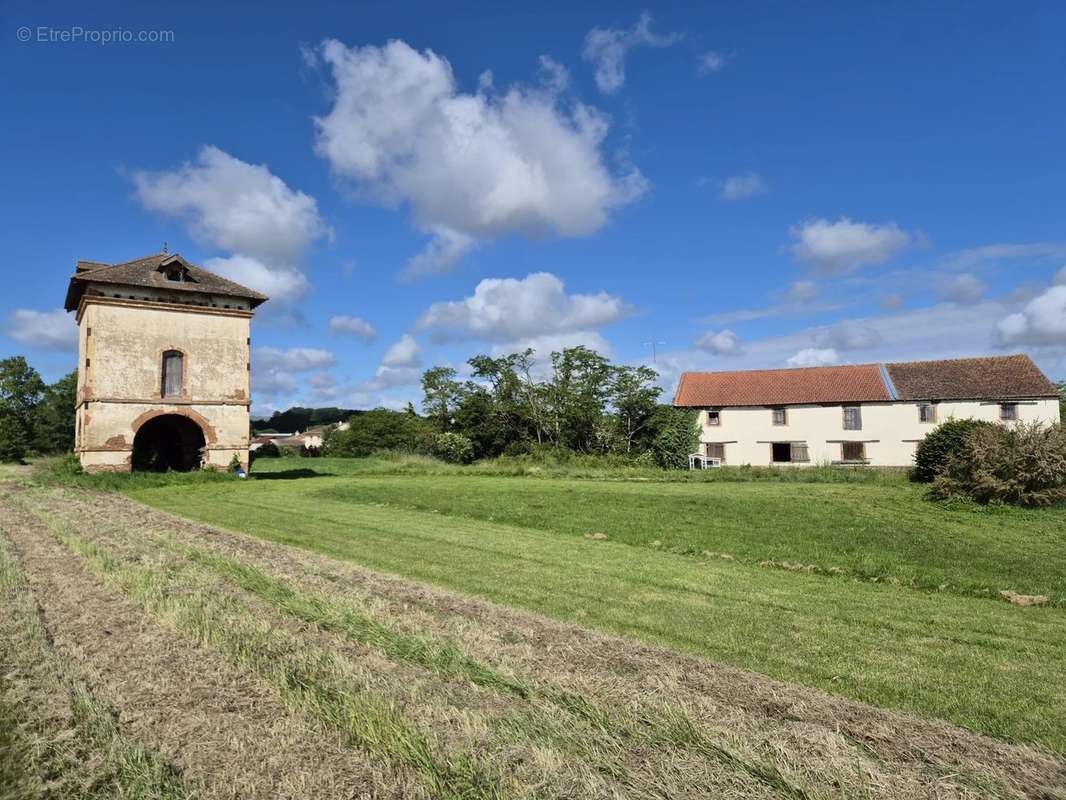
786,347,840,367
416,272,629,342
493,330,613,359
694,329,741,355
813,321,881,351
253,369,298,399
582,13,682,94
5,309,78,352
203,255,310,302
697,50,729,75
719,173,767,200
939,272,987,305
381,334,421,368
783,280,818,304
307,372,340,400
997,285,1066,347
942,243,1066,269
329,315,376,341
132,146,328,300
790,217,911,275
312,40,646,276
255,346,336,372
367,365,423,389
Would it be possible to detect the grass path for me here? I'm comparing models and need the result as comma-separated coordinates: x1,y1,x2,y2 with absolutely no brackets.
130,478,1066,752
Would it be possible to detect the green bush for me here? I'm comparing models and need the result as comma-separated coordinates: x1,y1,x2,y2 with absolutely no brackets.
253,442,281,459
323,408,432,458
430,432,476,464
645,407,699,470
912,418,996,482
932,421,1066,506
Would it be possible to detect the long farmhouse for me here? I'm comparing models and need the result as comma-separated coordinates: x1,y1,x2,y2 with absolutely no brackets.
673,354,1060,467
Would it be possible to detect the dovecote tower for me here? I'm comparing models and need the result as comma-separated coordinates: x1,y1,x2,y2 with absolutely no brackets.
64,253,268,472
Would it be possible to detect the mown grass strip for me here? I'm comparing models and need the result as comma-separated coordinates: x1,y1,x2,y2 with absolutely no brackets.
0,531,193,800
33,516,504,800
166,538,531,698
154,533,819,800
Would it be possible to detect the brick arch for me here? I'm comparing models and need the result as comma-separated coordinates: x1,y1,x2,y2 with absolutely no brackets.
131,407,217,445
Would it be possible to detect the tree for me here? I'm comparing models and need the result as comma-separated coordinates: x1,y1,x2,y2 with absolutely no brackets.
1058,382,1065,423
0,357,45,462
420,367,464,431
543,346,613,452
609,365,661,453
645,406,699,469
35,371,77,453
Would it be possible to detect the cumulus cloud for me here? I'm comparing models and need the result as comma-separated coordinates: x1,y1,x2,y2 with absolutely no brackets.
814,321,881,351
582,13,682,94
312,40,646,276
203,255,310,301
329,315,376,340
790,217,911,275
307,372,340,400
131,146,328,300
719,173,766,200
5,309,78,352
493,330,614,359
697,50,729,75
416,272,629,344
939,273,987,305
786,347,840,367
255,346,336,372
381,334,421,368
997,285,1066,347
365,365,423,389
694,329,741,355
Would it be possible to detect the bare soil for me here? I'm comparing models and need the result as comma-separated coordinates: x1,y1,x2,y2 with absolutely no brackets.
3,481,1065,800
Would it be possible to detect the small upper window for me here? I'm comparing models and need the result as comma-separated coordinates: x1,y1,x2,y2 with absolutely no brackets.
1000,403,1018,421
162,350,183,398
707,410,721,426
772,407,787,426
843,406,862,430
919,403,937,423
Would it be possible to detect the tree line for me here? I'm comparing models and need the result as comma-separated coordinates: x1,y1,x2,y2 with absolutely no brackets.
326,346,699,467
0,357,77,463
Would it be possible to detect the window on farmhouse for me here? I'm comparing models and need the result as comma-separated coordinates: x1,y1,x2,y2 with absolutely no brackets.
161,350,183,398
707,410,721,426
705,443,726,463
843,406,862,430
919,403,936,423
772,407,787,425
771,442,809,463
842,442,866,462
1000,403,1018,421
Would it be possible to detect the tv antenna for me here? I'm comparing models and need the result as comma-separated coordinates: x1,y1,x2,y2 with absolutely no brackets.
643,340,667,364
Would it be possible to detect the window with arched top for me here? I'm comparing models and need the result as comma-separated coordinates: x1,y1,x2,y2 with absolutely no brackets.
162,350,184,398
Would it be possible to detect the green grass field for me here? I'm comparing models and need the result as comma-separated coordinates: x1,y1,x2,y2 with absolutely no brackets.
118,455,1066,752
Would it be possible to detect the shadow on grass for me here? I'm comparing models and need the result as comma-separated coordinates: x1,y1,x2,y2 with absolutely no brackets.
250,468,334,480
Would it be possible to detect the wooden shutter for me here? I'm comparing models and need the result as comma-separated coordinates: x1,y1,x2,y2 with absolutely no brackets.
790,442,810,462
843,406,862,430
162,351,183,397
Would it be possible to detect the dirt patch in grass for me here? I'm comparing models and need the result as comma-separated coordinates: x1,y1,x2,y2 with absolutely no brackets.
23,486,1066,799
0,489,424,800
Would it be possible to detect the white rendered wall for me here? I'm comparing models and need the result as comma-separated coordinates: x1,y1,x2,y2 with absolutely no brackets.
697,399,1060,467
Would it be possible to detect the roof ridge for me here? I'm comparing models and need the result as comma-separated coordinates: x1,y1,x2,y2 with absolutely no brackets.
679,362,879,378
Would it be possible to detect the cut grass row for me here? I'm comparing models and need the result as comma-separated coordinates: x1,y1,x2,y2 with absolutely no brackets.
0,531,192,800
129,479,1066,753
155,535,818,800
25,499,852,797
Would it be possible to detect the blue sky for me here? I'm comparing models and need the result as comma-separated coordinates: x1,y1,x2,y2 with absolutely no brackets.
3,0,1065,414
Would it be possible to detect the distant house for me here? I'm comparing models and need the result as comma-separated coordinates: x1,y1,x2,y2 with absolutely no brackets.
673,354,1060,467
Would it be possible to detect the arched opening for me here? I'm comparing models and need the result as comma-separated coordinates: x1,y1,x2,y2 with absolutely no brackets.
132,414,205,472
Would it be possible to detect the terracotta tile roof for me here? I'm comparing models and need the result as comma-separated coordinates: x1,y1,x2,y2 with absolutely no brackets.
64,253,268,311
885,354,1058,401
673,363,890,407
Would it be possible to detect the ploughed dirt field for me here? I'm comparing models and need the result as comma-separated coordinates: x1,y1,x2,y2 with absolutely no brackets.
2,480,1064,800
